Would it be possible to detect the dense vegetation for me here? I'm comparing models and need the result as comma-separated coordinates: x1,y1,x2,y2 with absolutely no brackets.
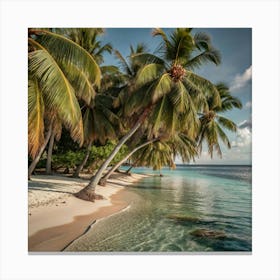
28,28,242,201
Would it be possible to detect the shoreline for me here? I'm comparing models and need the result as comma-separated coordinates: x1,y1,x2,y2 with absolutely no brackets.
28,172,149,252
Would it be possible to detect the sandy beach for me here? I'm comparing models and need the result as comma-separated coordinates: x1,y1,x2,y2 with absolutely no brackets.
28,172,148,252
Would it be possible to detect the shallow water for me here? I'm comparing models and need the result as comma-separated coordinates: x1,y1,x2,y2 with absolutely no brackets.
66,165,252,252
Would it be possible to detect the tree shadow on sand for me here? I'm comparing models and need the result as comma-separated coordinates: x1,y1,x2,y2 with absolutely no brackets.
28,181,79,195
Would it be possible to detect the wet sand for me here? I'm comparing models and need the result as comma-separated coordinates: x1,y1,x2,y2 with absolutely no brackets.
28,172,148,252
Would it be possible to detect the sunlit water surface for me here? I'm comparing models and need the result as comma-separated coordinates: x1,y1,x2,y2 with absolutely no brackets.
66,165,252,252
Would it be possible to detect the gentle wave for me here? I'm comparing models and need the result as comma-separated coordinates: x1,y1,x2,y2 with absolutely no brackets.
66,165,252,252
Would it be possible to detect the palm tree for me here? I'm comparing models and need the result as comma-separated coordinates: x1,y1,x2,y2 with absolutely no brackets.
56,28,112,65
73,56,127,178
99,137,161,186
73,93,124,177
135,141,175,176
100,130,198,185
28,29,101,179
197,83,242,157
75,28,222,201
43,29,113,175
46,117,62,174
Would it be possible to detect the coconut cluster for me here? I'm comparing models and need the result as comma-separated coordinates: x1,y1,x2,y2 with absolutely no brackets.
204,110,216,121
169,64,186,82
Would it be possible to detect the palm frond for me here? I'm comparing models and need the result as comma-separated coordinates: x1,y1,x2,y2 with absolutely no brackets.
152,28,170,46
93,43,112,64
113,86,129,108
30,29,101,88
135,63,163,87
131,53,165,66
216,124,231,148
28,46,84,145
151,73,172,103
206,121,219,158
215,83,242,111
60,61,96,105
168,133,197,162
217,116,237,132
83,107,95,144
28,78,45,159
167,29,195,65
193,32,212,50
148,95,167,137
114,49,133,76
185,71,221,109
124,83,152,116
186,49,221,69
92,109,117,144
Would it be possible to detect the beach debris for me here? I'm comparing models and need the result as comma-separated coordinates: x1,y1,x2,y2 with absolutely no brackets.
190,228,226,239
167,214,200,223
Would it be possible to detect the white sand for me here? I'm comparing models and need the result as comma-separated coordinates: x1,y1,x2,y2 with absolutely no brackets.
28,172,149,251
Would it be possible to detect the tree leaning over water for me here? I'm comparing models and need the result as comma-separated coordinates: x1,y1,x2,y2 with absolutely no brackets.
75,28,223,201
28,29,101,179
73,91,124,178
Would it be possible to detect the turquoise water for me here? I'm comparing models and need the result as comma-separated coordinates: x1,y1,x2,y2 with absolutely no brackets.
66,165,252,252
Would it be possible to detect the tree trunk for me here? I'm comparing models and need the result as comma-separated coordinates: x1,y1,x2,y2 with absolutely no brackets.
126,165,134,174
28,125,53,180
73,140,93,178
75,107,152,201
99,138,159,186
46,130,55,174
125,155,142,174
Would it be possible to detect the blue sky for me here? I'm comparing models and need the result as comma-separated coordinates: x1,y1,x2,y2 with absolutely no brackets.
101,28,252,165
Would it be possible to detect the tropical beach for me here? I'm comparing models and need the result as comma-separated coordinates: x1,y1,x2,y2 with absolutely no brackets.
28,165,251,252
28,172,149,251
28,28,252,252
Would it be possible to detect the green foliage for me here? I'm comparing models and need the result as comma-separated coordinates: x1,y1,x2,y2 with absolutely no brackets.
46,141,129,171
86,142,129,169
52,150,85,169
28,78,45,159
28,28,242,175
197,83,242,158
28,29,102,158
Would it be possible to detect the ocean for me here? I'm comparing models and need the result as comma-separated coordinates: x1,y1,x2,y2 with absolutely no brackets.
65,165,252,252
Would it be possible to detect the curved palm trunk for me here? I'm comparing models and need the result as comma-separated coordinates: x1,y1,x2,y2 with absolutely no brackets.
126,165,134,174
75,107,151,202
99,138,159,186
28,126,53,180
73,140,93,178
125,155,142,174
46,130,55,174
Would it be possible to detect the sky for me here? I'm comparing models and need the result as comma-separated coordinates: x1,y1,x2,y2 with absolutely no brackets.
100,28,252,165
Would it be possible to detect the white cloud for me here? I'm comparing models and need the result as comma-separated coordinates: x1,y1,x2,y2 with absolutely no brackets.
232,127,252,148
188,119,252,164
230,65,252,92
245,101,252,108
